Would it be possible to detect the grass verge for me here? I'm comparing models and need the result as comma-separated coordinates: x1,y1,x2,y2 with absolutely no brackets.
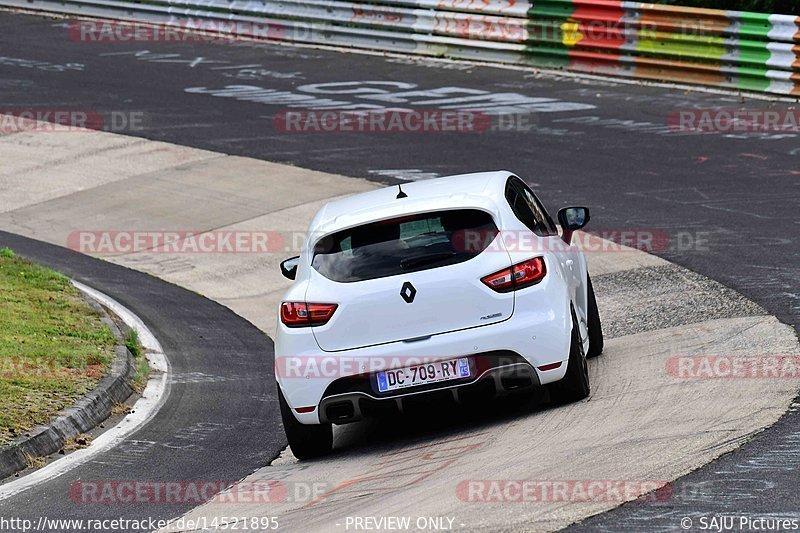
124,328,150,392
0,248,116,445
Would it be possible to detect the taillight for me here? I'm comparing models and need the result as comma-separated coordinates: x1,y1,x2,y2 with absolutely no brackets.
481,257,546,293
280,302,338,327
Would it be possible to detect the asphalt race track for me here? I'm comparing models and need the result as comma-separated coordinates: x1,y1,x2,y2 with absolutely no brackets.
0,9,799,531
0,231,283,528
0,14,796,330
1,127,798,531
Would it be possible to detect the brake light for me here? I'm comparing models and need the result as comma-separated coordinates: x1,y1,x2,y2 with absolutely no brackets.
280,302,338,327
481,257,546,293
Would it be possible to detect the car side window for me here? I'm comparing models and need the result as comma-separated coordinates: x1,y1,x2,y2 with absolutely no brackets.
505,177,558,237
519,184,558,236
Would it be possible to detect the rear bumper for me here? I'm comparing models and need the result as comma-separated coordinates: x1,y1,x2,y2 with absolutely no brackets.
275,287,573,424
318,353,539,424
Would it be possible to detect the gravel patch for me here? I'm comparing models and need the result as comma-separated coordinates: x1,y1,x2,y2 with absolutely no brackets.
594,264,766,339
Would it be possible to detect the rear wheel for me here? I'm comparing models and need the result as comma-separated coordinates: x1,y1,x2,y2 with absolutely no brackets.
550,308,590,404
586,275,604,358
278,386,332,460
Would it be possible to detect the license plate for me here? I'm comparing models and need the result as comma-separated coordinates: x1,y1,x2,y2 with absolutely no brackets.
376,357,471,393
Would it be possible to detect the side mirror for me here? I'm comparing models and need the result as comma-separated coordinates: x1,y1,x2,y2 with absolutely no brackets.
557,207,590,245
280,256,300,280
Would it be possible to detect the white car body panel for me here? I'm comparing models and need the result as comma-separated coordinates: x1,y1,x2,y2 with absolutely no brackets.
305,242,514,352
275,171,590,424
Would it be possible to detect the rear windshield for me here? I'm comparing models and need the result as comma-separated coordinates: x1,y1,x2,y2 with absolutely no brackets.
312,209,498,282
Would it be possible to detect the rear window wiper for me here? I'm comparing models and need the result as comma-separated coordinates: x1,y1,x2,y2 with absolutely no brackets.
400,251,457,270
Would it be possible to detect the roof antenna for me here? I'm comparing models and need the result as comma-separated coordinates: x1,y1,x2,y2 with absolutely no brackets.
396,184,408,199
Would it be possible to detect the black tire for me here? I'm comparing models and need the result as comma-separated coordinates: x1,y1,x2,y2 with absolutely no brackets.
549,308,590,404
586,275,604,358
278,387,332,460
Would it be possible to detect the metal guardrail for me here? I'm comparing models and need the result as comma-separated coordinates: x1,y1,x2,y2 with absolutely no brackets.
2,0,799,95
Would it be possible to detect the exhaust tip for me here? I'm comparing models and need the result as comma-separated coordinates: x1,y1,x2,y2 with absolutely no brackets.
326,401,355,421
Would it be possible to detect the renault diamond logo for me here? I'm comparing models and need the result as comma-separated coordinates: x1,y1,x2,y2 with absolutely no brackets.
400,281,416,303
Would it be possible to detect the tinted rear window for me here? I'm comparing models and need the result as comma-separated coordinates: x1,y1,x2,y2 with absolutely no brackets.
312,209,498,282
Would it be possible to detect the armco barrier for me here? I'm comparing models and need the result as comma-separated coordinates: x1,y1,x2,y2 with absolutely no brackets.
2,0,800,96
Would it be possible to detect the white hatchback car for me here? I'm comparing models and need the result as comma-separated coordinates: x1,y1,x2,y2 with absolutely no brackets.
275,171,603,458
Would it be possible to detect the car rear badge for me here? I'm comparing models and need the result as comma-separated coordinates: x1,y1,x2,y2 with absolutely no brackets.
400,281,416,303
